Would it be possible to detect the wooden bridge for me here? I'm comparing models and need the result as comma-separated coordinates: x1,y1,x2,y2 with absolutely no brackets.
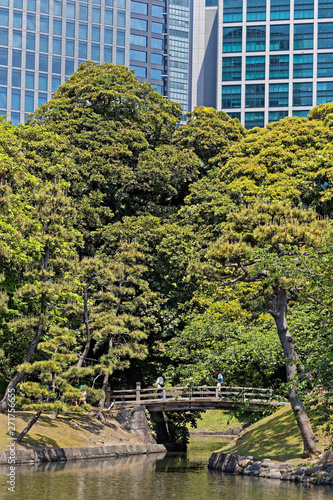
109,384,289,412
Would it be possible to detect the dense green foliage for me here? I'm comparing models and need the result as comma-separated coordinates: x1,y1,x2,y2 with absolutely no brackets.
0,63,332,446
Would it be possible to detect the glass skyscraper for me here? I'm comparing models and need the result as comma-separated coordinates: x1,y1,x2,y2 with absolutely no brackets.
0,0,332,127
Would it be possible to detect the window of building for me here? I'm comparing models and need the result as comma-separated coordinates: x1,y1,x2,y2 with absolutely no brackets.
228,111,241,119
52,56,61,73
105,9,113,25
130,64,147,77
118,0,126,8
40,16,49,33
223,27,242,52
79,3,88,20
92,6,101,23
26,51,35,70
270,24,289,50
12,69,21,87
0,0,8,5
292,110,309,117
0,67,6,85
92,25,100,41
11,89,20,110
151,37,162,49
27,0,35,11
270,0,290,19
269,83,289,106
79,41,87,58
245,83,265,107
41,0,49,13
65,58,74,74
131,1,148,14
25,91,34,112
152,84,162,93
245,112,264,128
223,0,242,22
25,71,34,88
38,92,47,107
131,33,147,46
26,33,35,50
269,54,289,78
66,39,74,56
13,10,22,28
246,55,265,79
294,0,314,18
246,26,266,51
91,44,100,60
105,0,114,5
40,34,49,52
222,84,241,108
151,68,162,78
318,0,333,17
0,8,8,26
152,21,163,33
247,0,266,21
293,82,313,106
66,21,75,38
293,53,313,78
104,46,112,62
67,1,75,18
14,0,22,8
27,13,36,30
317,81,333,104
53,18,62,35
53,37,62,54
117,10,125,27
105,27,113,43
39,74,48,91
117,29,125,45
54,1,62,16
294,23,313,49
39,54,48,72
151,52,162,64
116,47,125,64
131,18,147,30
0,86,6,108
0,27,7,45
12,49,20,67
318,23,333,49
317,53,333,77
152,5,163,17
131,49,147,61
11,112,20,126
13,30,22,48
79,23,88,39
268,110,288,122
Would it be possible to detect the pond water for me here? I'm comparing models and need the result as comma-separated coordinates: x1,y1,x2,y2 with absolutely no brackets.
0,436,332,500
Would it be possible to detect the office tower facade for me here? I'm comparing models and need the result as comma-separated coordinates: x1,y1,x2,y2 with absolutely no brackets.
0,0,332,127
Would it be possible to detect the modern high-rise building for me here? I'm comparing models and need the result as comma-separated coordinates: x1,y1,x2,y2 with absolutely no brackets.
0,0,332,127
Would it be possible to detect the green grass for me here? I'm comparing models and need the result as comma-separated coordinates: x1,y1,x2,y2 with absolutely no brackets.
189,410,245,432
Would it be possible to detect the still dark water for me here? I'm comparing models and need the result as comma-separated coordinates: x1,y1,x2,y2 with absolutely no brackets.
0,437,332,500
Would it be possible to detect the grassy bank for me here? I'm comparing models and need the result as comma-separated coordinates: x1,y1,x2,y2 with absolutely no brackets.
189,410,245,432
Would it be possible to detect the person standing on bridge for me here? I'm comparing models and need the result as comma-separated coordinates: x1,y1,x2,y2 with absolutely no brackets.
155,371,164,399
216,370,224,397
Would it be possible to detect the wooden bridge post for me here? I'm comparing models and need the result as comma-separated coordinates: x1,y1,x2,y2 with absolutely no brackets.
136,382,141,402
162,387,166,399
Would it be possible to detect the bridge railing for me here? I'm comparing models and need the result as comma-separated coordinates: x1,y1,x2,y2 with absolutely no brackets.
108,384,286,405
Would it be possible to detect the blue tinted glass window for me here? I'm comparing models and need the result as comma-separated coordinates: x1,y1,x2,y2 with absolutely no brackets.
247,0,266,21
27,0,35,11
11,112,20,126
92,7,101,22
104,46,112,62
152,5,163,17
294,23,313,49
38,92,47,107
0,67,6,84
14,0,22,8
269,110,288,122
40,34,48,52
269,83,289,106
317,81,333,104
53,18,62,35
67,1,75,18
222,85,241,108
27,13,36,30
91,44,100,60
245,112,264,129
66,39,74,56
152,22,163,33
0,86,7,108
131,18,147,30
54,1,62,16
131,1,148,14
222,56,242,80
39,74,48,91
40,16,49,33
105,0,113,5
65,58,74,74
152,84,162,93
41,0,49,13
105,27,113,43
246,55,265,79
151,37,163,49
223,27,242,52
246,26,266,51
293,53,313,78
26,51,35,69
0,8,9,26
116,47,125,64
130,64,147,77
270,25,289,50
25,72,34,89
13,11,22,28
39,54,48,72
66,21,75,37
53,37,62,54
292,110,310,117
79,23,88,39
131,33,147,46
26,32,35,50
245,83,265,107
318,53,333,77
118,0,126,7
223,0,242,22
78,41,87,58
294,0,313,18
92,25,100,41
11,89,20,110
318,0,333,17
0,0,8,4
12,69,20,87
151,68,162,79
228,112,241,119
52,56,61,73
79,3,88,20
131,49,147,61
13,30,22,48
318,23,333,48
117,30,125,45
117,11,125,27
0,27,8,45
151,52,162,64
105,9,113,24
270,0,289,19
0,47,7,65
52,76,61,93
293,82,312,106
12,49,20,67
269,54,289,78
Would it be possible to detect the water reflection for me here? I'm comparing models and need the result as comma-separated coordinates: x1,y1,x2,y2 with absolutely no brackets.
0,440,332,500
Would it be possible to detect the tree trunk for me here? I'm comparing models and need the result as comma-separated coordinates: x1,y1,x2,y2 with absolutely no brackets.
16,411,42,443
271,287,320,457
76,282,92,368
95,373,109,421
